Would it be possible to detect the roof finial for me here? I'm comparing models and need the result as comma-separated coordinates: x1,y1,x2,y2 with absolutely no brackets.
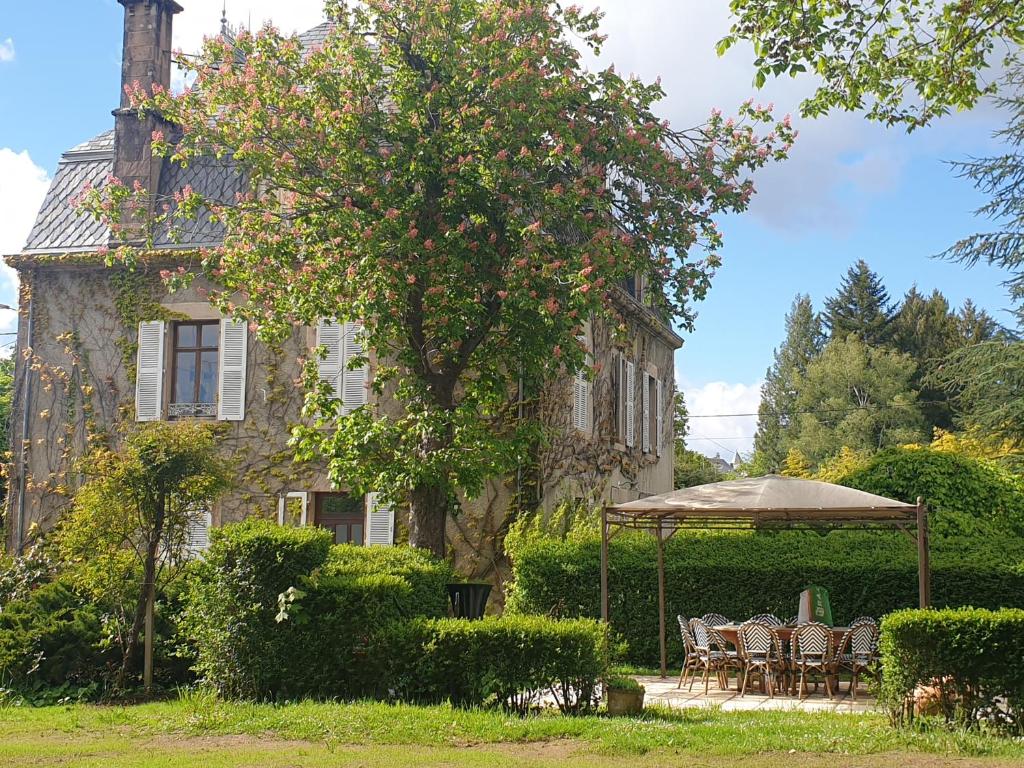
221,1,229,35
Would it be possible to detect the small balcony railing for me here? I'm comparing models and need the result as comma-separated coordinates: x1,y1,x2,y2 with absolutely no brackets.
169,401,217,418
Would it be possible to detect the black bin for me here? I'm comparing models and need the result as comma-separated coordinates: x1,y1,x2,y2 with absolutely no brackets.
447,582,492,620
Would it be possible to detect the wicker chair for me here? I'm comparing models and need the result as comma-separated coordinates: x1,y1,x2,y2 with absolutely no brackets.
689,618,741,694
737,621,786,697
701,613,731,627
783,616,798,626
837,621,879,700
677,616,704,690
850,616,877,628
748,613,784,626
791,622,837,699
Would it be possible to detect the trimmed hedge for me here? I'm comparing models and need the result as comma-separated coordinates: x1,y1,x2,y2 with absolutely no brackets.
377,615,609,714
506,531,1024,664
180,520,454,700
880,608,1024,733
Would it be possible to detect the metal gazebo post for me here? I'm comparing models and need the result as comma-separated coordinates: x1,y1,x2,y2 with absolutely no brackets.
600,506,609,623
656,518,667,678
916,496,931,608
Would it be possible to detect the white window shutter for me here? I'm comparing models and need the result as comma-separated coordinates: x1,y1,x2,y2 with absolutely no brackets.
185,510,211,558
341,321,368,415
642,371,650,453
572,368,588,432
316,319,344,399
365,492,394,546
218,319,248,421
625,360,635,448
135,320,165,422
656,378,664,457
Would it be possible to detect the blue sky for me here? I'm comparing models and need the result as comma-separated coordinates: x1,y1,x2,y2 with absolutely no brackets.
0,1,1015,457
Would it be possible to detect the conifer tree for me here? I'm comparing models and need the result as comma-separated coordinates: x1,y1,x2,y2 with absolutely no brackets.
822,260,895,346
751,294,823,474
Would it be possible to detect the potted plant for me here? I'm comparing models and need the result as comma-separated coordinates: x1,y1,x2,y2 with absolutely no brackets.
605,675,645,715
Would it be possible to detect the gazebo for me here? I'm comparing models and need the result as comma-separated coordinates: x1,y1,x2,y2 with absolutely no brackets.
601,475,929,677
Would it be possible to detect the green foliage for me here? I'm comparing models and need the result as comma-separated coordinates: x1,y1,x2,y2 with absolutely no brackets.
604,674,644,693
721,0,1024,129
880,608,1024,733
57,421,231,687
838,446,1024,537
377,615,608,714
506,531,1024,665
180,520,450,700
0,579,115,700
752,294,824,474
823,261,896,347
324,543,454,618
0,356,12,510
179,519,332,699
673,446,724,488
788,336,925,466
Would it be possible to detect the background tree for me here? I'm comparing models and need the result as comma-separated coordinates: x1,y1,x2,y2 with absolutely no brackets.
57,422,230,692
822,260,895,346
721,0,1024,129
788,336,926,466
930,65,1024,446
84,0,792,557
891,287,964,431
957,299,1011,345
751,294,823,474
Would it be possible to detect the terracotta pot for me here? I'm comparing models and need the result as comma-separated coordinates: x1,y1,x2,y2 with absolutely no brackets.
606,688,645,716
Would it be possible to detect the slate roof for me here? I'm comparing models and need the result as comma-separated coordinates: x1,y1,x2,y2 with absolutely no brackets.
20,21,334,257
23,132,115,253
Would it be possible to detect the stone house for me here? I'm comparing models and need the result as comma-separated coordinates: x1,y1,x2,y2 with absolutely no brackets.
4,0,680,585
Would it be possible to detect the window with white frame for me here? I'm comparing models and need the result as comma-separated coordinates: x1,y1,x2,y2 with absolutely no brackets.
278,492,309,527
135,318,248,423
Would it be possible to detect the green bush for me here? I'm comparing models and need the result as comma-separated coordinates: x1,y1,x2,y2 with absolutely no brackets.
506,531,1024,664
378,615,609,714
0,579,116,700
838,446,1024,537
180,520,451,700
324,544,453,617
880,608,1024,733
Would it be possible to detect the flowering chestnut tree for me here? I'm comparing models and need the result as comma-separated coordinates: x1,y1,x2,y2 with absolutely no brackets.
83,0,793,556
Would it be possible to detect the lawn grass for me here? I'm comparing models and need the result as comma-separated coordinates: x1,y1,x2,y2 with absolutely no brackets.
0,695,1021,767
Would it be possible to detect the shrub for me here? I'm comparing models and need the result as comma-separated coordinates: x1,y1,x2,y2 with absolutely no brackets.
378,615,609,714
180,520,334,699
506,531,1024,664
880,608,1024,733
837,446,1024,537
180,520,451,700
324,544,453,617
0,579,116,700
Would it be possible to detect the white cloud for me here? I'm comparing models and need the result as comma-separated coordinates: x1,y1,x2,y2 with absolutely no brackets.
0,37,14,63
0,148,51,350
679,378,762,459
582,1,1000,235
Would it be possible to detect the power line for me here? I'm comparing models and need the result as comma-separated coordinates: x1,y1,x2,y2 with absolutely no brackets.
686,399,950,420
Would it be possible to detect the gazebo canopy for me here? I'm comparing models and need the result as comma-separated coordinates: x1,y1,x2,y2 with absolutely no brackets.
610,474,917,528
601,475,929,678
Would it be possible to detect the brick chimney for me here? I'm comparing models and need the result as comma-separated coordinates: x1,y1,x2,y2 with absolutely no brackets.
112,0,183,240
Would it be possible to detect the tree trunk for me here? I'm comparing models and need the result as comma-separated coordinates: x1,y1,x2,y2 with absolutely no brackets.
408,481,448,558
115,491,165,693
